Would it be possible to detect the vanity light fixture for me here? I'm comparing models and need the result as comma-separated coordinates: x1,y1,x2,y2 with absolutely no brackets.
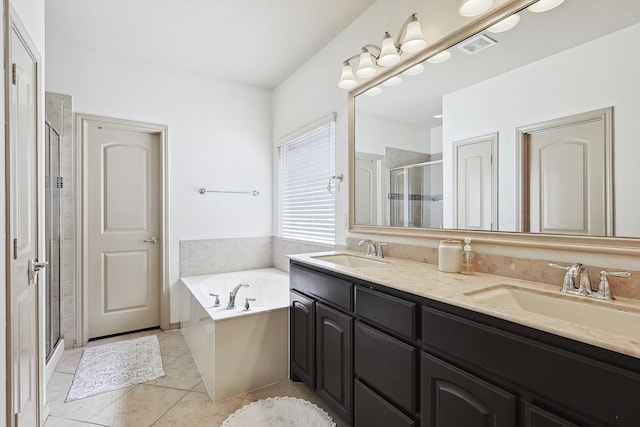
337,13,427,89
427,50,452,64
459,0,494,17
487,13,520,33
527,0,565,13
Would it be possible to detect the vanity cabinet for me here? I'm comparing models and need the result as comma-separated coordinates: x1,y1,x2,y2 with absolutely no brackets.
290,263,354,424
421,352,516,427
290,290,315,388
316,303,353,423
290,260,640,427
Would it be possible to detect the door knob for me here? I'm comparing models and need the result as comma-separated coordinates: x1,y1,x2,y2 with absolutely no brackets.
28,258,48,283
144,236,158,244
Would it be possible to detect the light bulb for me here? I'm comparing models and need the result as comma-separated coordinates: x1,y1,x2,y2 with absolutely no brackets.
527,0,565,13
356,50,377,78
401,18,427,53
364,87,382,96
427,51,452,64
378,32,400,66
487,13,520,33
402,63,424,76
382,76,402,87
337,63,357,89
459,0,493,17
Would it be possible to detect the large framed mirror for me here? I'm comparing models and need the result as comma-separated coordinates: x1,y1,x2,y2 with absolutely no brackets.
349,0,640,254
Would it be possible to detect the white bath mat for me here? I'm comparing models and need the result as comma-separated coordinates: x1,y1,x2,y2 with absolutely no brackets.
66,335,165,402
222,397,336,427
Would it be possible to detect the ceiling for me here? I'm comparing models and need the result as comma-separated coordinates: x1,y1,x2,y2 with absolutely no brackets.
45,0,375,89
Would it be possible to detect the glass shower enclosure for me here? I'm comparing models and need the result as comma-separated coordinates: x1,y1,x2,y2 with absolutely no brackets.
45,121,62,359
389,160,443,228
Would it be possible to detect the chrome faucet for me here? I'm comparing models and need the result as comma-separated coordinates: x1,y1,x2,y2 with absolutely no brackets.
548,263,631,300
358,239,387,258
228,283,249,309
359,239,377,257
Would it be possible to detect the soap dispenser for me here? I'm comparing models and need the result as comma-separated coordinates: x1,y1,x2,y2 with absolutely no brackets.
460,237,476,275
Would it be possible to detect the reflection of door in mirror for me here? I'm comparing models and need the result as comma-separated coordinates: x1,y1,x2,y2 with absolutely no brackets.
453,133,498,231
519,108,612,235
355,153,384,225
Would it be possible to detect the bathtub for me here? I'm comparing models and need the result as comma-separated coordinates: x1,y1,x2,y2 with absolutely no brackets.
180,268,289,402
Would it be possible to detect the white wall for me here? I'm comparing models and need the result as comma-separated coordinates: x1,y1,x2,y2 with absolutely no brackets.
355,111,429,156
46,41,273,324
443,23,640,235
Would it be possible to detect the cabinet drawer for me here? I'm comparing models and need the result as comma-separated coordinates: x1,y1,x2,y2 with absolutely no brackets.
290,264,352,311
355,286,416,340
355,321,416,414
354,379,415,427
422,306,640,426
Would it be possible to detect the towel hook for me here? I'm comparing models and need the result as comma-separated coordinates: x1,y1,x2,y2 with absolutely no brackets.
327,173,343,196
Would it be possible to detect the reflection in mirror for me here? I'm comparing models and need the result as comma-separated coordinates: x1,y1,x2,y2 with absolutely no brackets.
353,0,640,238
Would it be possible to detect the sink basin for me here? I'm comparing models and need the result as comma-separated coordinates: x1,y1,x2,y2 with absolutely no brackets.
466,285,640,340
311,253,387,268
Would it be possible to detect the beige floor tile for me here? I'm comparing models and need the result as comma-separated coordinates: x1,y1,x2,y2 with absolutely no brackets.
44,415,109,427
307,391,350,427
47,372,135,422
157,331,189,357
147,355,201,390
152,391,245,427
191,381,208,393
242,379,311,401
89,384,187,427
55,347,84,374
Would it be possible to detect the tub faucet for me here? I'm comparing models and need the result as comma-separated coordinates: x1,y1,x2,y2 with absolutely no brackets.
228,283,249,309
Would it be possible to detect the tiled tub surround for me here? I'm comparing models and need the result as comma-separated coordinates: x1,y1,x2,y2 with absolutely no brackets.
346,238,640,300
290,251,640,359
180,268,289,402
180,236,337,276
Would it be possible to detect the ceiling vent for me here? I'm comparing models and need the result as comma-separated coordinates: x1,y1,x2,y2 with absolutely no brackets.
457,34,497,55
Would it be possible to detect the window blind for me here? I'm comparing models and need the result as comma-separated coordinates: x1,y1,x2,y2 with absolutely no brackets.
278,116,336,245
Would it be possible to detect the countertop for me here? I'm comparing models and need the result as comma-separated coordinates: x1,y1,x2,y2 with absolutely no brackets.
289,251,640,360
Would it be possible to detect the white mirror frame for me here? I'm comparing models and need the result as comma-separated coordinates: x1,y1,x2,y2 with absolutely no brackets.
349,0,640,256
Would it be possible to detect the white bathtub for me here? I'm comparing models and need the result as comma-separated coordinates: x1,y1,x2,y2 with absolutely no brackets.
180,268,289,402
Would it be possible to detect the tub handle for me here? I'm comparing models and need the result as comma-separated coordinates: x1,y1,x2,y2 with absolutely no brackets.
208,293,220,307
244,298,256,311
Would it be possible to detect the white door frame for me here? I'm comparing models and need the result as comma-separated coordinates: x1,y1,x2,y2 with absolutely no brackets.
75,114,169,347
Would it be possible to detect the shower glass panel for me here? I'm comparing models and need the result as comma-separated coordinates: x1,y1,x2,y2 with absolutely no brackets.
389,160,443,228
45,122,62,360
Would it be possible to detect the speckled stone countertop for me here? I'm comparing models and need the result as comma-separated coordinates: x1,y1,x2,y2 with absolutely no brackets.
289,251,640,360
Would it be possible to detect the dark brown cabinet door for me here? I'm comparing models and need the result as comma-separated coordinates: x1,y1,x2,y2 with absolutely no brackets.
523,402,579,427
290,291,315,388
421,352,516,427
317,302,353,424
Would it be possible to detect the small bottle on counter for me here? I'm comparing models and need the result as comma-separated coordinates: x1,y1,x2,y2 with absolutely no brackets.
438,239,462,273
460,237,476,275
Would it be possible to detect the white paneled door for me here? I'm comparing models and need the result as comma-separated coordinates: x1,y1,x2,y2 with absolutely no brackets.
8,17,41,427
524,110,610,235
84,119,163,339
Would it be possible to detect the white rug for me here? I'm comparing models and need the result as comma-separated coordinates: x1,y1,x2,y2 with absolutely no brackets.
66,335,166,402
222,397,336,427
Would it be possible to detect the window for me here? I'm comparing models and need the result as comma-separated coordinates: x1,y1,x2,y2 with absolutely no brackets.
277,114,336,245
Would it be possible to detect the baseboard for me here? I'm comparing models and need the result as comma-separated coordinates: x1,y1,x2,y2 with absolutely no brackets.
45,338,65,384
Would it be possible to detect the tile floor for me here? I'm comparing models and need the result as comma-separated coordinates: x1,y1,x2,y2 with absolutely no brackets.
44,329,348,427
